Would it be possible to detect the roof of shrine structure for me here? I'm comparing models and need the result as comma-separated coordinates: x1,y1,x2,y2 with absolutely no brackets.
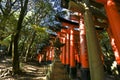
58,0,110,31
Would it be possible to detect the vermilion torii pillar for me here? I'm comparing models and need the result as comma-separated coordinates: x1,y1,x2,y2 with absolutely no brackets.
105,0,120,58
66,33,70,72
60,27,77,78
59,35,66,64
50,47,54,61
46,46,54,63
107,27,120,74
97,0,120,59
107,27,120,63
57,27,70,73
61,37,66,65
80,17,89,69
79,16,90,80
69,28,77,78
96,0,120,73
69,12,90,80
58,17,79,78
58,29,68,66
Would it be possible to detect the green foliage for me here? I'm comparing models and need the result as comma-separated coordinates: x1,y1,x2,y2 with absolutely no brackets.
99,31,113,54
0,35,12,46
98,30,119,76
0,13,17,47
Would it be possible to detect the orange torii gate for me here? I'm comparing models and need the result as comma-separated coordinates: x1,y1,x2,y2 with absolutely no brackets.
60,0,120,79
57,13,90,79
57,16,79,78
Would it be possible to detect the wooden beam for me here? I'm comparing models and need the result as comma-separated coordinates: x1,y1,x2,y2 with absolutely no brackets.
68,1,85,13
57,16,79,26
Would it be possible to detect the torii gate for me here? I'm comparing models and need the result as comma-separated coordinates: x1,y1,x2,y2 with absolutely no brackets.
57,10,91,79
57,16,81,79
68,0,120,80
58,0,120,80
58,0,108,80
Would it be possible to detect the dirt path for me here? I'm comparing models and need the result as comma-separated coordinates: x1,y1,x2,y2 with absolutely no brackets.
0,54,119,80
0,54,49,80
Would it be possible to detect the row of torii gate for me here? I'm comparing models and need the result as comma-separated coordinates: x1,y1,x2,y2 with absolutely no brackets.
44,0,120,80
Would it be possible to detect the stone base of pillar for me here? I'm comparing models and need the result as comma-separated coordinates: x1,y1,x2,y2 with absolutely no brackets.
69,67,77,79
76,63,81,69
65,64,70,73
47,60,52,64
80,68,90,80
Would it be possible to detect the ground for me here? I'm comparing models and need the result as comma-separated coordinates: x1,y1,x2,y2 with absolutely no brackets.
0,53,119,80
0,54,49,80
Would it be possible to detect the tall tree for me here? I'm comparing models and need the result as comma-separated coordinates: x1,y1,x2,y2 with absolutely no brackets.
12,0,29,74
0,0,60,75
0,0,19,56
18,0,54,61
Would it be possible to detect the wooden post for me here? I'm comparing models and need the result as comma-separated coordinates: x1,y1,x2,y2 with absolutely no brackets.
96,0,120,74
69,29,76,79
60,37,64,64
66,33,70,73
107,27,120,74
84,6,105,80
98,0,120,74
62,37,66,65
79,17,90,80
46,47,50,62
104,0,120,60
49,47,54,61
59,37,63,62
80,17,89,68
47,47,53,63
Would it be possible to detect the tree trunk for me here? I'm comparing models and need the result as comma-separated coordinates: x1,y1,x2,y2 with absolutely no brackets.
13,32,20,74
24,31,36,62
8,35,14,56
8,39,12,56
12,0,28,74
19,37,27,58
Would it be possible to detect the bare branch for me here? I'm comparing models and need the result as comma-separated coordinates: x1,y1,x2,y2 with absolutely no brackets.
11,0,17,6
20,0,23,8
0,2,5,14
10,6,20,16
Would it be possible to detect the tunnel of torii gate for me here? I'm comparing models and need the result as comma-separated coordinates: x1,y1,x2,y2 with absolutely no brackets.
42,0,120,80
53,0,120,80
